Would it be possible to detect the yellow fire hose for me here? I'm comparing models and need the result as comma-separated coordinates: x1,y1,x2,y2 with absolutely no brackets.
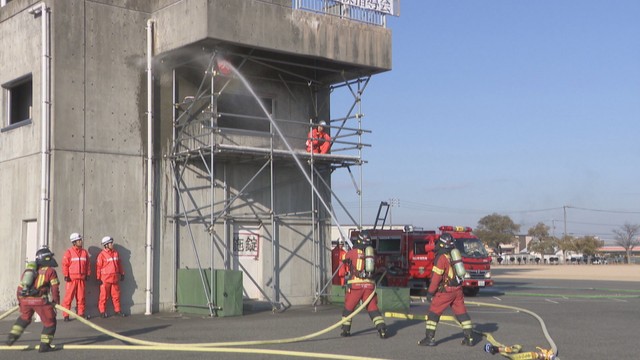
0,306,18,321
1,270,558,359
467,300,558,359
0,289,381,359
385,300,559,360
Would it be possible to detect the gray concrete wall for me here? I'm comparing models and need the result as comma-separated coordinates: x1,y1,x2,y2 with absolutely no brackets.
0,0,47,308
0,0,152,313
49,0,150,314
153,0,392,70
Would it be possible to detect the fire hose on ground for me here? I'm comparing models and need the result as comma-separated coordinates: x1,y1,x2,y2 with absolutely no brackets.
385,299,558,360
0,297,559,359
1,269,561,360
0,290,380,359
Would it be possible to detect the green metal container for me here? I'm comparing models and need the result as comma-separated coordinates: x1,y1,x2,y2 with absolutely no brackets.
375,286,410,313
329,285,346,304
176,269,243,317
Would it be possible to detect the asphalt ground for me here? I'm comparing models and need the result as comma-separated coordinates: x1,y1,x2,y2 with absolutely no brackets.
1,266,639,359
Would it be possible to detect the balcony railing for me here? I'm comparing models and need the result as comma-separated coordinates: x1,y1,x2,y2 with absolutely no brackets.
292,0,400,27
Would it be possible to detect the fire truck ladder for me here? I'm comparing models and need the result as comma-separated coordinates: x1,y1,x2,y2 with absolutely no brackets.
373,201,390,230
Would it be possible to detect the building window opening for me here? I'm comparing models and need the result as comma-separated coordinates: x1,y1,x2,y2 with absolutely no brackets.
217,93,272,132
3,75,33,126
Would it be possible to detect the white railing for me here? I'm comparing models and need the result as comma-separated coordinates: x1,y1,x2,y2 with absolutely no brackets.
292,0,400,27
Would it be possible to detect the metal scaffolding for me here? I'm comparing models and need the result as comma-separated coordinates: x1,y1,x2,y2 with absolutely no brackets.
164,44,377,315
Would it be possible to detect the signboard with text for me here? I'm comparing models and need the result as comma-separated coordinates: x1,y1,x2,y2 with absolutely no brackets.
233,230,260,259
335,0,395,16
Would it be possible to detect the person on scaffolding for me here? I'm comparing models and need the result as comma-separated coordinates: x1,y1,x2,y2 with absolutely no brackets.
306,119,331,154
419,233,476,347
339,233,387,339
6,247,61,353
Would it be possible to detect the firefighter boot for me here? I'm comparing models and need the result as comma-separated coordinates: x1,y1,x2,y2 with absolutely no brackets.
418,329,436,346
340,324,351,337
38,342,55,353
6,334,19,346
461,329,475,346
376,324,388,339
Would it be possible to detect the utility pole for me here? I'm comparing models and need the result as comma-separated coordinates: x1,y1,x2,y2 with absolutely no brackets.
563,205,568,238
388,198,399,227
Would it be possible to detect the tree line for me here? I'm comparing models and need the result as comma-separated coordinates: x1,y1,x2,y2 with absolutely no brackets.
473,213,640,264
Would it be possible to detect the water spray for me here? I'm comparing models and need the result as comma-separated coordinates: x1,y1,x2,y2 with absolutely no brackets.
216,58,352,246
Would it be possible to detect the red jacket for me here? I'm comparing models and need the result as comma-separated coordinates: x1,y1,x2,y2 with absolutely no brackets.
96,248,124,284
62,246,91,280
17,266,60,304
427,253,459,295
343,248,375,288
306,129,331,153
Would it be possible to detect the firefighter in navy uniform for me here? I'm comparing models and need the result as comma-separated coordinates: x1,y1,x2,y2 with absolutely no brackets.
339,233,387,339
6,247,61,353
418,233,476,347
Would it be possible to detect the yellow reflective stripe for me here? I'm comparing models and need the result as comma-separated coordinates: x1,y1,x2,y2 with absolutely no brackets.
35,273,45,289
460,320,473,330
355,249,364,271
432,266,444,275
347,278,374,284
40,334,53,344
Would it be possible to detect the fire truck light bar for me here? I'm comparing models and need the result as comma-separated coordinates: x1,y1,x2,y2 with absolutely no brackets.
439,226,473,232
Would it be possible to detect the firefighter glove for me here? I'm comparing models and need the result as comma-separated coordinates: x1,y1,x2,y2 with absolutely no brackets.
64,276,71,282
96,279,102,285
342,258,351,265
426,293,434,303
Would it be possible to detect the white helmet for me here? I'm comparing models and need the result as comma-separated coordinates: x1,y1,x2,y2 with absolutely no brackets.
319,121,327,127
101,236,114,246
69,232,83,242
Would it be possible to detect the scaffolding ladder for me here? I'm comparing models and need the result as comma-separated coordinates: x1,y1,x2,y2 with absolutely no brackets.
373,201,390,230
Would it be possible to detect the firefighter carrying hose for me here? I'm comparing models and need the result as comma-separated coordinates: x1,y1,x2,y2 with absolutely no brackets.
338,232,387,339
6,247,61,352
418,233,477,347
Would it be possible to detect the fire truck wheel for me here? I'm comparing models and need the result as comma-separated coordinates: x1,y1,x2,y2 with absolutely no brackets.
463,287,480,297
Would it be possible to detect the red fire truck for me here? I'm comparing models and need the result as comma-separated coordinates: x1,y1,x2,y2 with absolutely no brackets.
334,225,493,296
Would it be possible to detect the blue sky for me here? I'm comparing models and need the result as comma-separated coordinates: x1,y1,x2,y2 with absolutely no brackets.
331,0,640,240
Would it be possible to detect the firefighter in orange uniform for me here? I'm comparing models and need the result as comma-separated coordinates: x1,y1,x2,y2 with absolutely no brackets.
332,239,348,285
339,233,387,339
6,247,60,353
306,120,331,154
419,233,476,346
96,236,126,317
62,232,91,321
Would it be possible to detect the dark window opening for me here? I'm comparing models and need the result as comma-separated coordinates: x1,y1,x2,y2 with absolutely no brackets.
4,75,33,125
374,236,402,254
217,93,272,132
413,240,429,255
